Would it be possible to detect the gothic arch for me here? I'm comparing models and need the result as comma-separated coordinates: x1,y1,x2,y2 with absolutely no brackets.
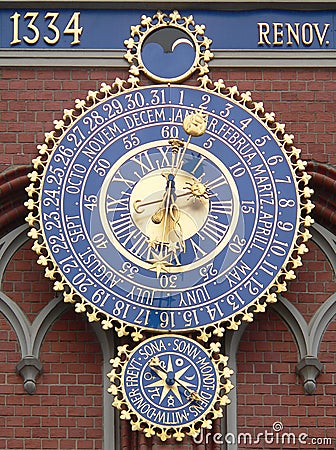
0,223,119,449
0,224,28,284
224,220,336,450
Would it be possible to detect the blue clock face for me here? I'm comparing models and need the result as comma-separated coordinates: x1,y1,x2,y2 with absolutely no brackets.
120,335,220,430
39,84,300,332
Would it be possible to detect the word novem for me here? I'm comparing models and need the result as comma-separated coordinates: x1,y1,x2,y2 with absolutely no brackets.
258,22,330,47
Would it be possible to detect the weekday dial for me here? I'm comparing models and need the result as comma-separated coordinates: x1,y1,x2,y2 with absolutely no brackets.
108,335,233,440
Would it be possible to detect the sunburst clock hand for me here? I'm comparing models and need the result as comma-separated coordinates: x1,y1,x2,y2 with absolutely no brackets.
149,357,201,402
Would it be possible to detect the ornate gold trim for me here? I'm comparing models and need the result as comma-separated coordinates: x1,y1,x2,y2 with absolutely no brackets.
107,336,233,441
124,10,214,83
25,76,313,341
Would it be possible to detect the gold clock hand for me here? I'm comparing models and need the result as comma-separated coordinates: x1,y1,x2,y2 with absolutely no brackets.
133,191,193,214
150,173,175,225
168,139,184,175
144,174,184,252
159,179,174,247
172,134,192,178
149,362,167,381
149,357,168,378
172,377,200,402
133,179,211,214
149,358,200,402
172,111,208,178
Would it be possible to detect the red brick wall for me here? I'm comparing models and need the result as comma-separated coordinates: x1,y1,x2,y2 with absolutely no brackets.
237,310,336,449
286,240,336,320
1,67,336,171
0,67,335,449
0,311,103,450
39,310,103,450
0,315,22,450
1,241,53,321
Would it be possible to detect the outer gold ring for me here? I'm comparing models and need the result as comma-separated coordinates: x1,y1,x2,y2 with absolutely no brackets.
25,80,314,341
107,335,234,442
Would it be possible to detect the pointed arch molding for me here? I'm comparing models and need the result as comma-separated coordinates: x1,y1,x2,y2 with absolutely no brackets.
0,166,30,238
0,225,69,357
0,224,119,448
0,226,70,393
306,161,336,235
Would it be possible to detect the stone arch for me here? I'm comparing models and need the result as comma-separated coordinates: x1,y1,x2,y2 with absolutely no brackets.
0,166,30,237
0,290,32,357
0,223,68,393
311,222,336,280
309,293,336,357
0,224,28,284
275,295,309,358
0,221,119,449
224,222,336,449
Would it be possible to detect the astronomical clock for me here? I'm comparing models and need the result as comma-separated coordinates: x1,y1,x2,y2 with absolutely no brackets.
26,10,313,441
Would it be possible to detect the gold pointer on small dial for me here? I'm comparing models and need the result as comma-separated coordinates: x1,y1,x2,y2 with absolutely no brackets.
149,357,201,402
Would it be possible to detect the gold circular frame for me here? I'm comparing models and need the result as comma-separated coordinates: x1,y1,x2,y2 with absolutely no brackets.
98,140,240,275
25,75,314,342
124,10,214,83
107,336,233,442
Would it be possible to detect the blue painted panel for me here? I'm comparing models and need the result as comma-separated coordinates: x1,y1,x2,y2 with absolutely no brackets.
0,9,334,50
